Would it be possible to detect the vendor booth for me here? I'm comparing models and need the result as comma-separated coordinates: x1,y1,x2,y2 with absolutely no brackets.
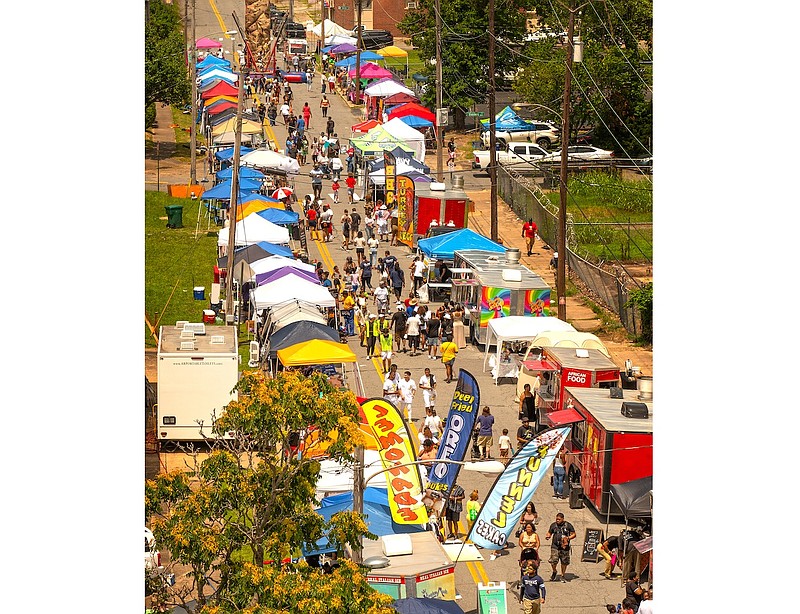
217,214,291,253
450,249,552,345
276,338,364,396
482,316,575,383
264,320,340,370
412,185,472,247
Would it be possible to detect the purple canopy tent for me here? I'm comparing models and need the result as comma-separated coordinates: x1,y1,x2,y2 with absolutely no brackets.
255,267,321,287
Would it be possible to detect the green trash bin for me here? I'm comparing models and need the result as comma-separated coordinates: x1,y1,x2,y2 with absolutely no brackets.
165,205,184,228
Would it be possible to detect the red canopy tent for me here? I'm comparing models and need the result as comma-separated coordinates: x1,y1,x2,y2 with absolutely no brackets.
351,119,382,133
383,92,419,106
206,100,238,115
201,81,239,99
387,102,436,123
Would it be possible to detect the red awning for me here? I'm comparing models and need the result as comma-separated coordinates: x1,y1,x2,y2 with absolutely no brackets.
547,408,584,426
521,359,558,371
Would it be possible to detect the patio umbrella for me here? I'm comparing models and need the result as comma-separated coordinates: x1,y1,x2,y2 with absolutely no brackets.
272,187,294,200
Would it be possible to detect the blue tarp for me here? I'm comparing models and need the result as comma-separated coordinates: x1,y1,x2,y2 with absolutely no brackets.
479,105,536,132
256,208,300,225
303,487,425,556
215,146,253,161
417,228,506,260
216,166,266,180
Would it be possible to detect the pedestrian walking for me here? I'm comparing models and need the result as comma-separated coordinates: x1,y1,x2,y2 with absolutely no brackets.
397,370,417,422
474,406,495,459
346,173,357,203
518,522,541,570
444,483,465,540
522,218,538,256
545,512,576,583
320,94,330,117
326,116,335,138
305,68,313,91
310,164,324,200
440,334,458,382
466,490,481,538
498,428,512,463
406,310,421,355
520,563,546,614
516,417,536,451
364,313,379,358
637,589,653,614
302,101,312,129
552,447,567,499
379,327,393,373
390,303,408,353
419,371,438,414
519,382,537,423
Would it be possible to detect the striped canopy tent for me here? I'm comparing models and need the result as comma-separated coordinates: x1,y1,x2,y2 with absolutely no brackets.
197,55,229,69
196,37,223,49
376,45,409,76
203,94,238,108
205,100,238,115
199,68,238,84
211,117,264,136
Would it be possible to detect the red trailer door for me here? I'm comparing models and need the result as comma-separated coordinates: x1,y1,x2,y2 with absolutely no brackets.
443,198,467,228
417,197,441,237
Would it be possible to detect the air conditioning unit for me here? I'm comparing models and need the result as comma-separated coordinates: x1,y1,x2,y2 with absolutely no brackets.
183,323,207,335
210,335,225,344
248,341,260,368
175,320,189,329
621,401,648,419
405,1,418,8
180,329,196,340
179,341,196,351
501,269,522,282
381,533,413,556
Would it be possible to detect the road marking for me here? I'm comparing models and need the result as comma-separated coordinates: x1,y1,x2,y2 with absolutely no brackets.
458,521,490,584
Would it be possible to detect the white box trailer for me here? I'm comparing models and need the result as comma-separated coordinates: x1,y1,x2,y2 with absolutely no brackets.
156,323,239,442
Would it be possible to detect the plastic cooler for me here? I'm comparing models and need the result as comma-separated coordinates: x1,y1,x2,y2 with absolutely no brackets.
202,310,216,324
193,286,205,300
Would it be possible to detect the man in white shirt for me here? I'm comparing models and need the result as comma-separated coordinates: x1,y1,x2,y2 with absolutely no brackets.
397,370,417,422
319,204,333,241
637,589,653,614
406,311,422,356
373,280,390,314
279,102,290,125
412,257,426,293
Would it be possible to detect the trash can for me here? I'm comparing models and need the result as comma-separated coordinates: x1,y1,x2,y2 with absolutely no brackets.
165,205,184,228
569,483,584,509
193,286,205,300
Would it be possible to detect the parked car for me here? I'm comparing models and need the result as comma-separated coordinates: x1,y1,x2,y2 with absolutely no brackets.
472,142,549,170
480,121,560,150
540,145,614,162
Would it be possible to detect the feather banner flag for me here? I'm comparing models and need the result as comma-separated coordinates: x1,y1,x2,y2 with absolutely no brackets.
361,397,430,525
469,427,571,549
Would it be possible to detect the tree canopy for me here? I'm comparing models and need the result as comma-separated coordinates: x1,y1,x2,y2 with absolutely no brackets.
145,0,190,108
145,370,393,613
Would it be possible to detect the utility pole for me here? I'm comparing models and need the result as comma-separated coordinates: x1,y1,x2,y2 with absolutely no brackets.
487,0,498,241
189,0,197,184
354,0,363,106
557,0,578,321
434,0,443,182
352,444,364,563
225,12,248,320
320,0,326,63
289,0,294,22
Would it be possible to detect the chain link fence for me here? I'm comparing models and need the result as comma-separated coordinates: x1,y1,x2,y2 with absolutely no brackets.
497,166,642,336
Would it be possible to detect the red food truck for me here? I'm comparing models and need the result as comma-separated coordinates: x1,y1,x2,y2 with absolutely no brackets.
517,345,621,425
543,385,653,515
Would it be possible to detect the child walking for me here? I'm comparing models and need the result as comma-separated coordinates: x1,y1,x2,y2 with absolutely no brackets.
331,178,340,203
498,428,512,464
466,490,481,540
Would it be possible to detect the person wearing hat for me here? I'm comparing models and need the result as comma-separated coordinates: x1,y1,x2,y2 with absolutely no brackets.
418,438,437,467
517,417,536,451
391,302,409,353
520,561,546,614
378,326,394,373
364,313,380,359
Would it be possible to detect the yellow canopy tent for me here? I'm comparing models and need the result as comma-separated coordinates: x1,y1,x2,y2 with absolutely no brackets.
277,339,357,366
376,45,409,76
205,95,238,106
211,117,264,136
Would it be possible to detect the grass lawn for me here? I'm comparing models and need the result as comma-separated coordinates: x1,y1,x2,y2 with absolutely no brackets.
145,190,221,347
543,171,653,263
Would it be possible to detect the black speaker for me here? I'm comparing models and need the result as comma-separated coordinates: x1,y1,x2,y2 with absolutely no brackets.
609,387,624,399
569,484,584,509
621,401,649,419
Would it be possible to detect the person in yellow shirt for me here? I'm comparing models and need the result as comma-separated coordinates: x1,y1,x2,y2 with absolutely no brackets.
341,291,356,336
379,327,394,373
440,335,458,383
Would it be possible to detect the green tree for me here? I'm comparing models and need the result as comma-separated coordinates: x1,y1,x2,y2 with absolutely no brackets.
145,0,190,111
146,370,392,612
399,0,531,129
515,1,653,156
626,281,653,344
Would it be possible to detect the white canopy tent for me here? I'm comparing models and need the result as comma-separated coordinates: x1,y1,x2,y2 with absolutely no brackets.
256,299,329,342
523,331,611,359
482,316,576,383
364,79,415,98
217,214,291,249
251,277,336,311
381,116,427,160
240,148,301,175
311,19,352,37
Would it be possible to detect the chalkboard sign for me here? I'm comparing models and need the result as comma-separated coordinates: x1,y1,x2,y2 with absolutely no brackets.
581,528,604,563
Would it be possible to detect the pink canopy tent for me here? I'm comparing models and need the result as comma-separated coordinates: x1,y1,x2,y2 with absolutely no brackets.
348,62,393,79
196,37,223,49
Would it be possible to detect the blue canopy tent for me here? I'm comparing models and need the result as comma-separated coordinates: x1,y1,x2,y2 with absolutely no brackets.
303,487,426,556
202,178,261,200
197,55,230,69
255,208,300,225
334,51,384,68
399,114,434,129
417,228,507,260
215,146,253,161
216,166,266,180
479,105,537,133
250,240,293,258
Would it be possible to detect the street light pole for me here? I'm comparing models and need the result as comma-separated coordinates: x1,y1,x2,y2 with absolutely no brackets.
189,0,197,184
354,0,363,107
488,0,498,241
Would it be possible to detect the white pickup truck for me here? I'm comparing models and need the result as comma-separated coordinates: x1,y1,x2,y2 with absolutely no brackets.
472,142,549,171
